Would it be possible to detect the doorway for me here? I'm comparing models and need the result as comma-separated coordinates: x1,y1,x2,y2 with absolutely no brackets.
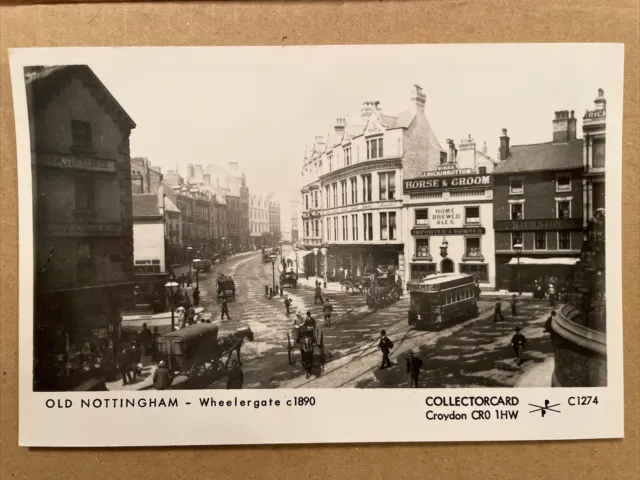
441,258,455,273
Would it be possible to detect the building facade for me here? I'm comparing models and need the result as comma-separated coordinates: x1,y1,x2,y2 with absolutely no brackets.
290,199,300,243
301,85,445,282
130,157,163,194
581,89,606,222
27,65,136,391
402,135,498,285
250,194,270,248
493,112,584,292
269,200,281,245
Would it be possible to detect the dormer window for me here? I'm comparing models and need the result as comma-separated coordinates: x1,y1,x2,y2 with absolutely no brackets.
366,137,383,160
343,146,352,166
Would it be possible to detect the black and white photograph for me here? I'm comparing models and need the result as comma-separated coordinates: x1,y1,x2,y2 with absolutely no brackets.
11,44,624,447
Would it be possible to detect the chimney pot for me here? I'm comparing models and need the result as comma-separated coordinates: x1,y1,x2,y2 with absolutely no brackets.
501,128,507,136
570,110,574,119
499,129,510,161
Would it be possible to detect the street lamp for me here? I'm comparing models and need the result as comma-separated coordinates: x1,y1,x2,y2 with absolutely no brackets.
312,247,319,282
187,246,193,279
164,274,179,331
513,243,523,295
320,247,328,287
269,254,278,298
440,237,449,258
293,246,299,277
192,257,201,289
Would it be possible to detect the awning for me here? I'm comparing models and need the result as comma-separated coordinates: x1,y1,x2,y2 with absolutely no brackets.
507,257,579,266
286,250,312,261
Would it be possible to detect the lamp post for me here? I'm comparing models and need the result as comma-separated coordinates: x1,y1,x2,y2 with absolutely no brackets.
192,256,201,289
164,274,179,331
269,254,278,298
320,247,328,287
312,247,319,282
293,246,299,277
187,246,193,279
440,237,449,258
513,243,523,295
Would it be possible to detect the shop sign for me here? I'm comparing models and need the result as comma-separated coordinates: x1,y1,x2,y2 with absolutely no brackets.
494,218,582,231
47,223,123,237
421,164,473,177
411,227,486,236
37,153,117,173
407,283,438,292
584,109,606,120
404,174,491,192
430,206,463,227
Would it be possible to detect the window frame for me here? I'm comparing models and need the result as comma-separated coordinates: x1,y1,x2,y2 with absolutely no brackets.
414,238,431,259
71,119,93,152
511,231,523,250
534,231,547,250
464,236,483,259
556,173,572,193
556,199,572,219
415,208,429,226
557,231,572,250
458,263,489,283
380,212,388,240
366,136,384,160
464,206,481,225
74,173,95,214
351,214,358,241
509,177,524,195
343,146,352,167
510,202,524,220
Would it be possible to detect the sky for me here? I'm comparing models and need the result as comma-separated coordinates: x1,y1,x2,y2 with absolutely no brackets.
72,44,622,225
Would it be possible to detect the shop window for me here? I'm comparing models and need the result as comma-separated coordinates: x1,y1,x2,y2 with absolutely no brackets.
75,174,94,213
511,231,523,249
415,238,430,257
459,263,489,282
71,120,92,151
465,237,482,258
558,231,571,250
510,203,523,220
415,209,429,225
556,173,571,192
557,200,571,219
593,138,605,168
510,178,523,195
465,206,480,225
534,231,547,250
411,263,436,280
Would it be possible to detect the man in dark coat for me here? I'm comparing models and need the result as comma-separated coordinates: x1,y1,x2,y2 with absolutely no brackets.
406,350,423,387
284,295,291,316
304,311,316,329
545,310,556,334
511,327,527,366
226,360,244,389
494,299,505,322
323,298,333,327
221,298,231,320
379,330,393,369
314,282,324,305
510,294,518,318
192,287,200,306
153,360,173,390
138,323,153,358
119,347,132,386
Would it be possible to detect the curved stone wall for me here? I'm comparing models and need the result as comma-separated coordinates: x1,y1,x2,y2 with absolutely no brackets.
550,304,607,387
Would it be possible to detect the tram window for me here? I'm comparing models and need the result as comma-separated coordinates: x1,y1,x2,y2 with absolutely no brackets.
456,290,461,302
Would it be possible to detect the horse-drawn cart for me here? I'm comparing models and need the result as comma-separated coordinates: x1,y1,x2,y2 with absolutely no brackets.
280,270,298,289
217,274,236,299
287,323,325,377
365,268,402,308
154,323,254,388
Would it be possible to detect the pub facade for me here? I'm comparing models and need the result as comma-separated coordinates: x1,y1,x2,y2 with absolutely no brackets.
402,135,498,287
492,111,585,292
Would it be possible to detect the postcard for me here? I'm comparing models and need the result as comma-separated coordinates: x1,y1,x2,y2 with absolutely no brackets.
10,44,624,447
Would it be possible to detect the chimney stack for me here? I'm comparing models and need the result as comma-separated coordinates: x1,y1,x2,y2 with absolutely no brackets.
334,117,346,135
552,110,577,143
499,129,510,161
482,141,488,155
446,139,457,163
594,88,606,111
360,101,377,121
411,84,426,113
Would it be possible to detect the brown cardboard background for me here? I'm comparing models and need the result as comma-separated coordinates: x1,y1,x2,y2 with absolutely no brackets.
0,2,638,479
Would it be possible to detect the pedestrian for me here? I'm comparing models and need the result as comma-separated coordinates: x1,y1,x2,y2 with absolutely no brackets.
137,322,152,358
119,347,132,386
226,360,244,389
548,283,556,307
545,310,556,334
378,330,394,369
406,349,423,387
304,310,316,328
284,295,291,316
178,273,185,288
175,305,186,328
221,297,231,320
494,298,505,322
323,298,333,327
475,281,482,300
192,287,200,306
153,360,173,390
187,306,196,325
511,326,527,366
183,290,191,308
130,343,142,379
186,273,192,288
510,294,518,317
314,281,324,305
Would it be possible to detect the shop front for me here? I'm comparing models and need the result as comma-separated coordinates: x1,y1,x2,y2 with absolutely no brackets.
323,245,403,282
33,284,129,391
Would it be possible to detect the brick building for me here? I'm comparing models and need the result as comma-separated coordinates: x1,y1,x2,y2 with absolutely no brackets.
492,111,584,292
402,135,498,285
27,65,136,391
269,199,281,246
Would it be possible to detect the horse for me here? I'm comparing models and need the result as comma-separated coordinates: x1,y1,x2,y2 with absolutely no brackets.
299,336,315,379
218,327,254,367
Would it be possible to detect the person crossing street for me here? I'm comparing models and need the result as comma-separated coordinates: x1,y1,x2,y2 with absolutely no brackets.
406,350,423,387
221,297,231,320
284,295,291,316
323,298,333,327
378,330,394,369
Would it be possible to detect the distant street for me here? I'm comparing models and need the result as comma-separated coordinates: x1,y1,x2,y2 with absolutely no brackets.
163,247,554,390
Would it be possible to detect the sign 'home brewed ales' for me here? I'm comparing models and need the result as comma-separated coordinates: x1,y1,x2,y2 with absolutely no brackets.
404,174,491,192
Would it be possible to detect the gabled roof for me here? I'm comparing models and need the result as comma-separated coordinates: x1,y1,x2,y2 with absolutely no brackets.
26,65,136,132
163,196,180,214
493,139,584,174
380,110,415,130
133,194,161,219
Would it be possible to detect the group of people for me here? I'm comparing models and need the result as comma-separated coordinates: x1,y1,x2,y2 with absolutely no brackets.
532,276,567,306
150,358,244,390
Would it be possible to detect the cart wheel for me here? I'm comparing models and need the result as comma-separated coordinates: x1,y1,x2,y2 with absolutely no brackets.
189,361,207,378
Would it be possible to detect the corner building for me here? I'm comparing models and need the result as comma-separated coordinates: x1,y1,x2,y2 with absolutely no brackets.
402,135,498,286
301,85,445,281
